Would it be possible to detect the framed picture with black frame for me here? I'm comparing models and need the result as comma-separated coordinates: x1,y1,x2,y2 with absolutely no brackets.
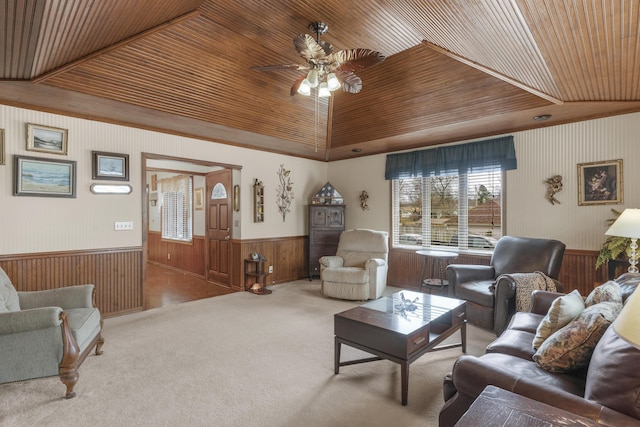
92,151,129,181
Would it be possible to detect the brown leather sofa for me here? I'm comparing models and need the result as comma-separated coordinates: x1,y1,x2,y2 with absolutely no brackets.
439,273,640,427
446,236,566,335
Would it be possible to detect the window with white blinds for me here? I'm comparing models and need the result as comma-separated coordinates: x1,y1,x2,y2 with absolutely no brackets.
392,170,503,251
159,174,193,243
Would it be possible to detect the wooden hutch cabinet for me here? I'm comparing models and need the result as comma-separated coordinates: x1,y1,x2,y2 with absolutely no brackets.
308,183,345,280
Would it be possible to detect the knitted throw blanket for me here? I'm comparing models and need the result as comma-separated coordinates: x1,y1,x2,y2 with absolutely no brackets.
502,271,557,312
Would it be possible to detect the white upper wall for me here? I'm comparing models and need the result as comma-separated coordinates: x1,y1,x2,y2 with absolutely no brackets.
323,155,391,231
328,112,640,251
2,104,638,255
0,105,328,255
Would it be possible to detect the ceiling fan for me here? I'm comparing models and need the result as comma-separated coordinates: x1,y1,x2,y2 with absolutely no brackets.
251,22,385,97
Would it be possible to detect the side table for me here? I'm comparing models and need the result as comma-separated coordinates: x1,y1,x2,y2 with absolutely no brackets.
416,250,458,295
245,258,271,295
455,385,599,426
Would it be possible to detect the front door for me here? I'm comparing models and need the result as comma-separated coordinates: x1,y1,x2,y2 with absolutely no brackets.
206,169,232,286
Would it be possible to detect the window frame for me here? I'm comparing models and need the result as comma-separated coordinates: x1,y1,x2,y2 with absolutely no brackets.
391,170,504,253
160,175,193,244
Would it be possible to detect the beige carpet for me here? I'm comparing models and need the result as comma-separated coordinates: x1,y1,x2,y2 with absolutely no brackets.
0,282,494,426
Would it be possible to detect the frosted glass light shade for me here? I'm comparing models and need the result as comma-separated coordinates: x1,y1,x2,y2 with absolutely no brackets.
326,73,341,91
613,287,640,348
307,69,319,88
318,82,330,97
297,79,311,96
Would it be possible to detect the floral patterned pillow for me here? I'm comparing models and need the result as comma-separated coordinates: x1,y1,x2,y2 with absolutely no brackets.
533,301,622,373
585,280,622,306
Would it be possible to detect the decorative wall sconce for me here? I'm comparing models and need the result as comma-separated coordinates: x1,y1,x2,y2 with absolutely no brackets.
233,185,240,212
359,190,369,210
544,175,563,205
276,164,293,222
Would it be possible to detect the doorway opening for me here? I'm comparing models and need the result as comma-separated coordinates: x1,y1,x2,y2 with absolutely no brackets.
142,153,242,309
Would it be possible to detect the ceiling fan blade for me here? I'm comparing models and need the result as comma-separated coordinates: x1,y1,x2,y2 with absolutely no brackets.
327,48,385,73
293,34,327,61
339,72,363,94
290,75,307,96
250,64,309,71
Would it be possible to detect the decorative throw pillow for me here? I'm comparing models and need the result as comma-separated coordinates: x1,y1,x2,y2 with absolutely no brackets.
533,301,622,373
533,289,585,349
585,280,622,306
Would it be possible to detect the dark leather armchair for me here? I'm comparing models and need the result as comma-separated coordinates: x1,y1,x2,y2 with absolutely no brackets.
446,236,566,335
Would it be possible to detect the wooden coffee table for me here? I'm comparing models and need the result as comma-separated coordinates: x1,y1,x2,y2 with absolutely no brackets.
334,290,466,405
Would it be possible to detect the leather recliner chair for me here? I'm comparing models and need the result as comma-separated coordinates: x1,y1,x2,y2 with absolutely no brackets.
446,236,566,335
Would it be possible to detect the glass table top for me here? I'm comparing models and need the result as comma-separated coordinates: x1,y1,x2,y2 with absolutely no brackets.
362,290,464,323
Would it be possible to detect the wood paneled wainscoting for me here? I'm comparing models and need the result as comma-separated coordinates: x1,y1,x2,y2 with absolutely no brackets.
387,249,491,290
0,247,143,318
232,236,308,290
148,231,205,277
557,249,613,295
387,248,612,297
148,233,308,291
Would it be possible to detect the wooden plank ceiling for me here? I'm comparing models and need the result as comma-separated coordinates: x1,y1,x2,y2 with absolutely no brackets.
1,0,640,161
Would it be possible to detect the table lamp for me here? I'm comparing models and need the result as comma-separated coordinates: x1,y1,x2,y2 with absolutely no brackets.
613,287,640,349
605,208,640,273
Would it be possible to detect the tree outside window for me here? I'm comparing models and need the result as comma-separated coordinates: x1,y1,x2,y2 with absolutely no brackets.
393,170,502,251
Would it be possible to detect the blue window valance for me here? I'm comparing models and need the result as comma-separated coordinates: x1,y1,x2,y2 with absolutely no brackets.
385,136,516,180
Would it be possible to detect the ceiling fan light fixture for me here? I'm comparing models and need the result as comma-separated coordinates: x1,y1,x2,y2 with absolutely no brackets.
326,73,341,91
307,69,319,88
318,82,330,97
297,79,311,96
251,22,385,97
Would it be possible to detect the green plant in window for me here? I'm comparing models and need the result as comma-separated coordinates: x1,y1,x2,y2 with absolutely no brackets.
595,209,631,270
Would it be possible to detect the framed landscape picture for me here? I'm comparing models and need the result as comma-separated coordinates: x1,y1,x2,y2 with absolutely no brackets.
14,155,76,198
92,151,129,181
27,123,68,155
577,159,623,206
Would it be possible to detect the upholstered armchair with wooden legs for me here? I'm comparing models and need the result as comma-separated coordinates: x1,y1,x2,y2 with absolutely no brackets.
319,229,389,301
0,266,104,398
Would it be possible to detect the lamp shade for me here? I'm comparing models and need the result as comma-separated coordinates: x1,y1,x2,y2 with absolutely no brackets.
613,287,640,348
605,208,640,238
